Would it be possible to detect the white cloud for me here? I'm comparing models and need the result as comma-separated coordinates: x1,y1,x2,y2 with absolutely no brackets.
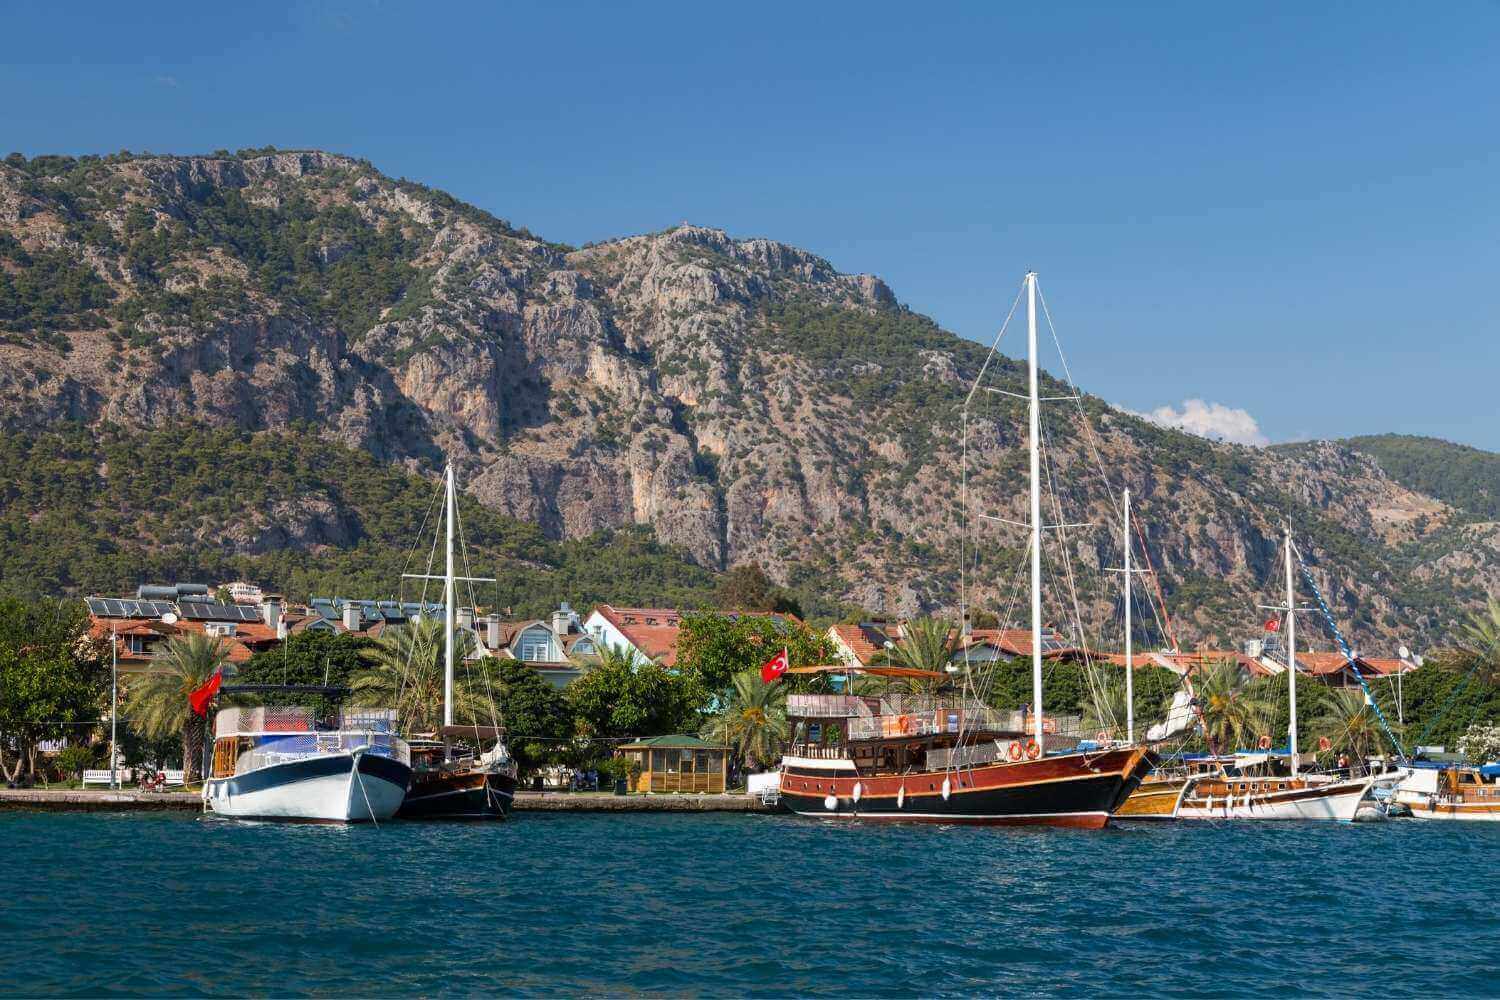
1124,398,1269,447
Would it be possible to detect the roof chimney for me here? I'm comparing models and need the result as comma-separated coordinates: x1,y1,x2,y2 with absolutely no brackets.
342,604,361,633
487,615,502,649
261,595,283,631
457,606,475,630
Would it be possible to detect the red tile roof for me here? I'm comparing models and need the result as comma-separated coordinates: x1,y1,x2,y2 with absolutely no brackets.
592,605,801,667
829,623,890,666
593,605,685,666
966,627,1078,657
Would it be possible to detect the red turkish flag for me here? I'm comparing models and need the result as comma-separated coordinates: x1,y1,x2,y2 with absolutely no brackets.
760,648,790,683
1263,618,1280,633
189,668,223,717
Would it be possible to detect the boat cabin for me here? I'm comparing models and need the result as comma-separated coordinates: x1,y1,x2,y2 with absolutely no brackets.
783,665,1082,776
616,735,728,793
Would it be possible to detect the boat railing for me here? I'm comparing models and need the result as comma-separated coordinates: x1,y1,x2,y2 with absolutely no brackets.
785,744,853,760
786,694,876,718
233,729,411,774
846,707,1084,741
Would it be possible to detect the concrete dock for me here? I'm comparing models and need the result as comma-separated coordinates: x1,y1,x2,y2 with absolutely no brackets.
0,787,773,814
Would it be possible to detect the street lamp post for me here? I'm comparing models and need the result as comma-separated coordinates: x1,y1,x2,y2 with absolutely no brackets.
109,622,118,790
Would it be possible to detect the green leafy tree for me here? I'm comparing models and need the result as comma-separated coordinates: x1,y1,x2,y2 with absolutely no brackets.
350,619,485,735
54,744,98,782
568,645,702,741
123,633,229,783
237,630,371,717
701,669,789,770
676,612,837,697
471,657,573,774
0,597,106,782
714,563,800,615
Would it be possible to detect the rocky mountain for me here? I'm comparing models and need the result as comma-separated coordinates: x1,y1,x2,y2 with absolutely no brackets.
1,148,1494,648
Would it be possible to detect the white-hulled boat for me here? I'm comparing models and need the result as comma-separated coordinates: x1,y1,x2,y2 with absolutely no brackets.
1175,528,1376,823
204,706,412,822
1174,754,1373,822
1392,764,1500,821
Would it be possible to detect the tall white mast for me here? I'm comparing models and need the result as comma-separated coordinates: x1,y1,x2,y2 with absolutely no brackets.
1123,489,1134,744
1027,271,1044,751
1284,527,1298,777
444,463,456,729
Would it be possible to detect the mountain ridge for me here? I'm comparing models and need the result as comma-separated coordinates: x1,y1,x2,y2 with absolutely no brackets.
1,148,1494,647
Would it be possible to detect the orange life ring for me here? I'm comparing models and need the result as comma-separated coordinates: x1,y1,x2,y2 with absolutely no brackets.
1025,739,1040,760
1096,730,1109,743
1318,736,1332,752
898,715,915,736
1007,741,1023,762
1258,735,1272,751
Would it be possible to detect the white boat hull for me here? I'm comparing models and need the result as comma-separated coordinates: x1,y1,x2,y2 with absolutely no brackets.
1408,801,1500,821
1176,777,1372,822
205,750,410,823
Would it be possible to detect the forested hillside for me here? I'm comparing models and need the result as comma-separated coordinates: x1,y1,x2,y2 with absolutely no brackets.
0,424,720,617
0,148,1494,647
1341,434,1500,521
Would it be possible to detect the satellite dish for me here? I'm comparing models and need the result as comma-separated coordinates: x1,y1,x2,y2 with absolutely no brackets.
1398,645,1411,660
161,611,179,625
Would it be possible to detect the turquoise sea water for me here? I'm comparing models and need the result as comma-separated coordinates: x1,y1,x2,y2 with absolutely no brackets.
1,810,1497,997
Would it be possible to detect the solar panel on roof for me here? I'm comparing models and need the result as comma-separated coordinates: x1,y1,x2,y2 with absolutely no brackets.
85,597,109,616
182,601,259,622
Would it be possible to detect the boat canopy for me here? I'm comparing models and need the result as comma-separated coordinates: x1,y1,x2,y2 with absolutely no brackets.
785,664,948,680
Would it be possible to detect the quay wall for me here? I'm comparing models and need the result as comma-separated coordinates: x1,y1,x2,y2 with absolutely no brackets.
0,788,773,814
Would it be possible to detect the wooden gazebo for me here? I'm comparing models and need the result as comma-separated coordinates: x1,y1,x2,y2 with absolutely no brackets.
616,735,728,794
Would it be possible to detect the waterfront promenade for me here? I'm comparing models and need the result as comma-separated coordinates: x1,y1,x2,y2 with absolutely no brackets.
0,787,772,814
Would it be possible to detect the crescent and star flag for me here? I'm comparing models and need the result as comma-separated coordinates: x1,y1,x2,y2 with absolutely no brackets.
1263,618,1281,633
760,647,790,683
189,668,224,716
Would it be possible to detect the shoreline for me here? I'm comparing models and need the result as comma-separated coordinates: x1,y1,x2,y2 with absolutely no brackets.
0,787,774,814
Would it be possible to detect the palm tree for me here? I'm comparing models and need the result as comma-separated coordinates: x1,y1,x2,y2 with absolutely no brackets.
1194,658,1274,753
350,618,486,735
884,618,955,692
701,669,788,770
1452,597,1500,684
124,633,229,783
1313,688,1397,765
1083,680,1130,741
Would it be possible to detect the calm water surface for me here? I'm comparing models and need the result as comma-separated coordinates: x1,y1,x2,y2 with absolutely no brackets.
0,809,1496,997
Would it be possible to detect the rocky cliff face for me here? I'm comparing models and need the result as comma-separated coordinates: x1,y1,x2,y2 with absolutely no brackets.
1,149,1493,647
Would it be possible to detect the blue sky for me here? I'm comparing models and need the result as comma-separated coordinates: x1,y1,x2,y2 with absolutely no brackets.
6,1,1498,449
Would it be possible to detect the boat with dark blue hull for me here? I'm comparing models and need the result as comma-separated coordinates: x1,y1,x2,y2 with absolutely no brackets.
205,706,412,822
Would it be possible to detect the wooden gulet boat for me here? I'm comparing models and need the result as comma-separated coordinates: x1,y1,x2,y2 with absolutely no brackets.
1174,529,1373,823
1394,764,1500,822
779,686,1151,828
779,272,1154,828
1115,772,1193,820
395,463,518,821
